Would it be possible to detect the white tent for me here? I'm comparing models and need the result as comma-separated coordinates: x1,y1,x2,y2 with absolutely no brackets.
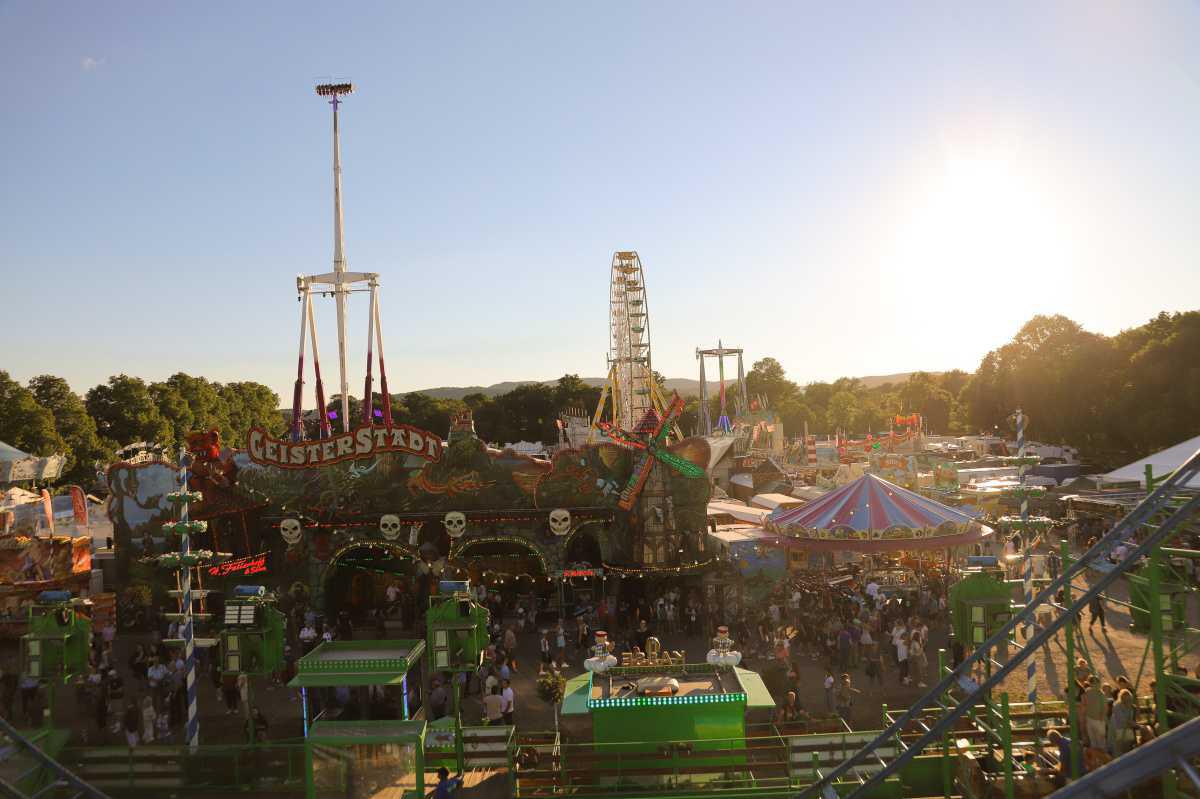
1104,435,1200,489
0,441,66,483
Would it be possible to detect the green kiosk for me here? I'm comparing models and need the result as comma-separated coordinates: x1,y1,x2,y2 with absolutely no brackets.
949,557,1014,654
425,579,491,774
556,634,775,791
20,591,91,728
291,639,428,799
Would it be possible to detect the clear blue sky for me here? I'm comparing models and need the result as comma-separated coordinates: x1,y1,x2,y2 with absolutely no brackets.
3,3,1199,404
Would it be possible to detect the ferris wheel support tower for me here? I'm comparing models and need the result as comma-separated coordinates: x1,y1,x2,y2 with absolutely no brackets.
590,251,674,439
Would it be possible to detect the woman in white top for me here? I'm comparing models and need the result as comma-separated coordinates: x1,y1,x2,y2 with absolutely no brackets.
140,696,156,743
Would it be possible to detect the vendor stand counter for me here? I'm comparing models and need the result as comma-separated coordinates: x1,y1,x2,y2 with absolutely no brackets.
306,719,426,799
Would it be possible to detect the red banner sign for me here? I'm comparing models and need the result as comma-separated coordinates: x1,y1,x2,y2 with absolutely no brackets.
207,552,268,578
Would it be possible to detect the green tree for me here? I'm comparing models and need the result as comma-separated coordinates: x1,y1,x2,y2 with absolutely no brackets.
775,397,813,438
826,390,858,433
0,371,66,456
746,357,799,407
150,382,194,448
219,382,283,446
27,374,108,483
898,372,955,433
85,375,171,448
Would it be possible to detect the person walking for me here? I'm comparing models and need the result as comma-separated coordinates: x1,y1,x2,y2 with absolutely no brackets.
823,671,835,713
483,685,504,725
122,702,140,749
834,674,860,723
501,679,515,726
1088,594,1107,632
140,696,156,744
503,626,519,672
1083,677,1107,749
1108,689,1136,755
896,633,911,686
909,635,928,688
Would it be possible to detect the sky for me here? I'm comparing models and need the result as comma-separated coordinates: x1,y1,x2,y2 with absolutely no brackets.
3,3,1199,405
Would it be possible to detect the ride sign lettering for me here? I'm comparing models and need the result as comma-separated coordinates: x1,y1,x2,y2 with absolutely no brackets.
208,552,269,578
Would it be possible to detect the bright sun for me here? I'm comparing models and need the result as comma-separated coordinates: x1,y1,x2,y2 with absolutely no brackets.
892,147,1070,296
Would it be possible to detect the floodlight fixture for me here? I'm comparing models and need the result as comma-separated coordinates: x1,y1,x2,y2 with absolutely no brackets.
315,83,354,97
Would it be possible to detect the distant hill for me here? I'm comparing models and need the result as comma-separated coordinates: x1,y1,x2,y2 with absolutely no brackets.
413,378,702,400
857,372,930,389
411,373,931,399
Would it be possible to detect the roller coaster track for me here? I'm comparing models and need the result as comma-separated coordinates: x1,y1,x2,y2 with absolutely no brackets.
797,446,1200,799
0,716,108,799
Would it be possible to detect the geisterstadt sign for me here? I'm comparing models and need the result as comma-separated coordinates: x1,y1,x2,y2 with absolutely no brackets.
246,424,444,469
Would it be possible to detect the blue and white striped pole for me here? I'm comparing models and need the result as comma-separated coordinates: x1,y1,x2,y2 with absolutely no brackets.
178,456,200,750
1016,411,1038,716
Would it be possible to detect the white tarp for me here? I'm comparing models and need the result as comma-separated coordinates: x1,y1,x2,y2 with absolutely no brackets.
1104,435,1200,489
0,441,66,483
707,501,771,524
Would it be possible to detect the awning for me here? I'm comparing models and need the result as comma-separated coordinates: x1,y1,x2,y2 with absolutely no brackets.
288,639,425,689
734,667,776,709
1104,436,1200,489
766,525,991,553
561,673,591,715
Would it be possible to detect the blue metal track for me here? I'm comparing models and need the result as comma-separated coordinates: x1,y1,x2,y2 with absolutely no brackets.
795,446,1200,799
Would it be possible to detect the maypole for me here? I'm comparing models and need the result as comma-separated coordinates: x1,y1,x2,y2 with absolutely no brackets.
162,457,211,749
1015,409,1039,751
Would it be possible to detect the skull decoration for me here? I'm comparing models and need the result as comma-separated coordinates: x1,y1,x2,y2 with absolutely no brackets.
548,508,572,536
379,514,402,541
443,511,466,539
280,518,303,546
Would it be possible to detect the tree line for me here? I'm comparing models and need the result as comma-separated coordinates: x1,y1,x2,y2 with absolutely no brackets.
2,311,1196,484
743,312,1199,470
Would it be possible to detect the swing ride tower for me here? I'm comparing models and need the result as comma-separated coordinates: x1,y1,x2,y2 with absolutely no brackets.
696,341,748,435
291,82,393,440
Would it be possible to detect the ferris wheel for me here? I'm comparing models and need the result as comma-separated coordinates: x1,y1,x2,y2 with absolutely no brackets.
592,251,668,435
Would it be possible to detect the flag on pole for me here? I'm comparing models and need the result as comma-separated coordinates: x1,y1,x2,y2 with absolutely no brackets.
68,485,89,530
40,489,55,534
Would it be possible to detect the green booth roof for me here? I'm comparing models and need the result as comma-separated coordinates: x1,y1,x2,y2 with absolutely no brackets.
560,664,775,715
307,719,426,744
288,639,425,688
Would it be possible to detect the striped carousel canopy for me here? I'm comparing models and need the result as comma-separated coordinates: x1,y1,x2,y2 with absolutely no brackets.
769,473,979,533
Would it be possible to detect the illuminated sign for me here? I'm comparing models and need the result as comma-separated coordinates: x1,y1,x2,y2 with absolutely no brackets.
246,424,444,469
208,552,268,578
556,568,603,578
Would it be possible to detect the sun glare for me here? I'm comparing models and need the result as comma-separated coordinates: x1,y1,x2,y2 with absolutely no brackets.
892,147,1072,300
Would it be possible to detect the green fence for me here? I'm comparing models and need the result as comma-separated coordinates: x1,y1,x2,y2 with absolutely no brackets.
61,742,312,795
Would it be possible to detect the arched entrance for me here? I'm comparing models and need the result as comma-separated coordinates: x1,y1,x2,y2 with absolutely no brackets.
561,525,606,616
453,536,554,626
323,542,416,630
